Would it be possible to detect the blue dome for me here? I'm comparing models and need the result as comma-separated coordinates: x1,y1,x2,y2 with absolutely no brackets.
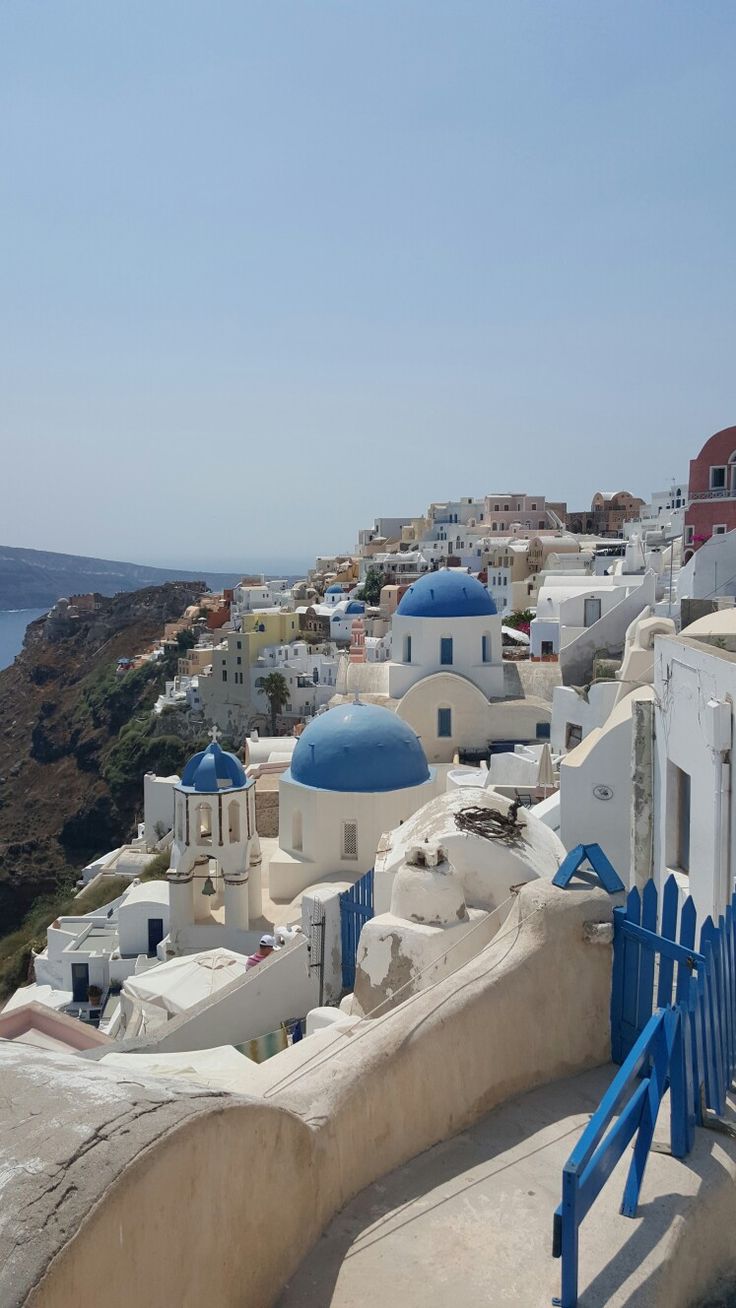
326,585,344,594
288,702,430,793
397,569,497,618
180,741,248,793
345,600,365,614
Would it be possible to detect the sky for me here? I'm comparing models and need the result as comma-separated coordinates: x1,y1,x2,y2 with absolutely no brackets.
1,1,735,573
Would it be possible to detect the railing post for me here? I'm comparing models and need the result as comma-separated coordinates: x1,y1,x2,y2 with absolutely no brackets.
557,1168,579,1308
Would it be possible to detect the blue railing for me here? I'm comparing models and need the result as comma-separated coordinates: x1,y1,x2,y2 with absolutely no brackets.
553,874,736,1307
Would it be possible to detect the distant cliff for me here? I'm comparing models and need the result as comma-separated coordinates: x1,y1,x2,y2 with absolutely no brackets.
0,583,208,939
0,544,240,610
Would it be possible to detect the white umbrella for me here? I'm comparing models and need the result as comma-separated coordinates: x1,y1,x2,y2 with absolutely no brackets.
536,743,556,796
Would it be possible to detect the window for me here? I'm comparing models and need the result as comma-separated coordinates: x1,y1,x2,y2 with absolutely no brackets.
237,656,242,665
494,503,499,512
237,641,242,650
228,801,240,843
714,524,727,535
403,634,412,663
584,597,602,627
437,707,452,737
481,634,490,663
541,640,554,656
536,722,551,740
667,764,691,873
342,820,358,859
440,637,453,665
292,810,303,852
222,670,227,682
685,525,694,545
565,722,583,750
531,502,537,510
504,503,509,511
198,803,213,843
711,466,727,489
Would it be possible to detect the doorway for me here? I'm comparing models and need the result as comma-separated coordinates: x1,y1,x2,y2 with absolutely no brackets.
148,918,165,955
71,962,89,1004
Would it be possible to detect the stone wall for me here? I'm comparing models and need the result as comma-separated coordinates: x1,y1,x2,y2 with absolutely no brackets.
1,880,616,1308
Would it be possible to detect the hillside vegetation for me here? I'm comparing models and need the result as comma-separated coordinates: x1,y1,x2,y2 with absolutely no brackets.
0,583,206,940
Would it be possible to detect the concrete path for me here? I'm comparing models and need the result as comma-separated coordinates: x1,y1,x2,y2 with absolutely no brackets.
277,1065,736,1308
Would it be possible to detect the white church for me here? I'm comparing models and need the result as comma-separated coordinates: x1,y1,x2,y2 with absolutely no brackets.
335,568,551,762
268,700,438,900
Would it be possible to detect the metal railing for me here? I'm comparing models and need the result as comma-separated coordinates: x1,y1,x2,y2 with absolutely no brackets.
689,487,735,501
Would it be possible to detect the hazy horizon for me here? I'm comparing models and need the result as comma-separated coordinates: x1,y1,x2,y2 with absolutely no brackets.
2,1,735,567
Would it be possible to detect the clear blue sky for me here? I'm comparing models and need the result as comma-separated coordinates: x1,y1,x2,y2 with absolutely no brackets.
1,1,734,572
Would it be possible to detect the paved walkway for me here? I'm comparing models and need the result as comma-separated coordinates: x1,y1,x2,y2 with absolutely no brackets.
277,1065,735,1308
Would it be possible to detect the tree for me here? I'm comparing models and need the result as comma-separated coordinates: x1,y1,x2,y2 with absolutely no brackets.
356,567,384,606
261,672,290,735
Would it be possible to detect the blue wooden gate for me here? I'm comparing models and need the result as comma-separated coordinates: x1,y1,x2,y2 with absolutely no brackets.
555,874,736,1307
340,868,374,991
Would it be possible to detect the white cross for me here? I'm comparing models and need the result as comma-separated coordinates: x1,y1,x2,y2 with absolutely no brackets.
209,725,221,744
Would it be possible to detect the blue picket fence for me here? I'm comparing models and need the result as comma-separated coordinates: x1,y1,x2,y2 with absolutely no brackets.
553,874,736,1308
339,868,374,990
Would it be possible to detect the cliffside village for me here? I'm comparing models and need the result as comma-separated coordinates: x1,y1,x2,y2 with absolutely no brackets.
5,424,736,1307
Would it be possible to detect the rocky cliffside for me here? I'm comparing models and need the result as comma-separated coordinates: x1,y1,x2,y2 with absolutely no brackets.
0,583,204,936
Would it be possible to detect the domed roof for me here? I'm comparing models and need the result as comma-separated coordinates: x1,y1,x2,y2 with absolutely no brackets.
288,702,430,793
397,569,497,618
325,584,344,594
179,741,248,793
345,600,365,614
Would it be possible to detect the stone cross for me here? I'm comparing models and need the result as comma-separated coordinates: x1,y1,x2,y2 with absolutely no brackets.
209,725,222,744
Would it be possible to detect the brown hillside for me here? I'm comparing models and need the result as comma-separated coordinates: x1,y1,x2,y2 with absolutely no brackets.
0,582,204,934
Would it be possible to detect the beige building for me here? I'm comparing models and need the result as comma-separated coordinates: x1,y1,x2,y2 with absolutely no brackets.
198,611,301,733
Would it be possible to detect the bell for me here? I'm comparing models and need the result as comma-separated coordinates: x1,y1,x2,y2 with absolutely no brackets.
202,874,216,897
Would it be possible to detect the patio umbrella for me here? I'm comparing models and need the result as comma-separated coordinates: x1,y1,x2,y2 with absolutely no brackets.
536,743,556,796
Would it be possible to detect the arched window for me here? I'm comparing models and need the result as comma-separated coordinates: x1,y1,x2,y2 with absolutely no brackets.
228,800,240,844
197,802,213,843
292,810,303,852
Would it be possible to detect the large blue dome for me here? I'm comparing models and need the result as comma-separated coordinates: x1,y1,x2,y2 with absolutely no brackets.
288,702,430,793
397,569,497,618
179,741,248,793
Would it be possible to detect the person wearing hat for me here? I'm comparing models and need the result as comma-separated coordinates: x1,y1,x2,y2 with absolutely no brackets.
246,934,276,970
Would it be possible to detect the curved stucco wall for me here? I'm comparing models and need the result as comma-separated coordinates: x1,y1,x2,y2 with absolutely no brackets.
6,881,615,1308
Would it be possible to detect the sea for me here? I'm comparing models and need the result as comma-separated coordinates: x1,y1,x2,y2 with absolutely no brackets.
0,609,48,671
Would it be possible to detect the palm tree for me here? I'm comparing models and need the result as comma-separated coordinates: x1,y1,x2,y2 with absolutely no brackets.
261,672,290,735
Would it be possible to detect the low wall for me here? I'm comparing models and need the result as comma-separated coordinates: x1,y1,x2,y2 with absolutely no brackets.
4,880,615,1308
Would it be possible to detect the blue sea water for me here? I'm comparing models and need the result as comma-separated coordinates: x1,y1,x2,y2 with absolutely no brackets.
0,609,48,671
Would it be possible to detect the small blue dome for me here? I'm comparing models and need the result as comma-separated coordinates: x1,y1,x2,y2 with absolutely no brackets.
326,584,344,594
180,741,248,793
345,600,365,614
397,569,497,618
288,702,430,793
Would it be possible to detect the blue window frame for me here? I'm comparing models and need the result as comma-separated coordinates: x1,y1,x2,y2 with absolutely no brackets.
440,637,453,665
438,708,452,738
536,721,551,739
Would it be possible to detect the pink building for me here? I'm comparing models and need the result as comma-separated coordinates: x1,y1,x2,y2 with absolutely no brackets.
685,425,736,560
483,493,548,533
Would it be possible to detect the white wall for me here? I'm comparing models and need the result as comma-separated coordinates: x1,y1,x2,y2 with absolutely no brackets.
653,635,736,923
270,773,438,900
128,939,319,1053
388,611,504,699
117,898,170,958
143,775,179,847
